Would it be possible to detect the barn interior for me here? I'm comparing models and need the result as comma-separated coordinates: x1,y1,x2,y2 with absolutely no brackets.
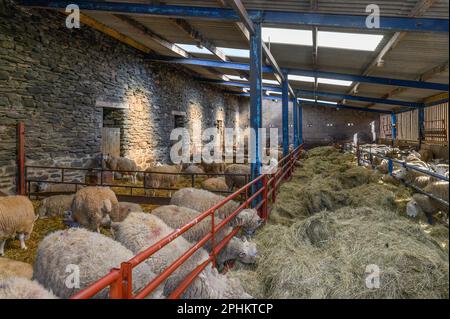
0,0,449,300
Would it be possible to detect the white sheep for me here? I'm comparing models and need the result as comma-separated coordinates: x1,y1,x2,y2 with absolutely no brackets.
117,202,143,222
104,154,138,184
183,165,205,175
152,205,259,258
0,277,57,299
37,182,82,193
33,228,161,299
0,196,38,256
261,158,278,175
0,257,33,280
144,164,181,196
201,177,229,193
70,186,119,232
170,188,239,220
113,213,252,299
37,194,74,218
224,164,250,190
406,181,449,218
202,162,226,175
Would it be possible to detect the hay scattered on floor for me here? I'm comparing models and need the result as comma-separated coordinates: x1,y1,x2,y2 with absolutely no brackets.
270,147,412,225
229,207,449,299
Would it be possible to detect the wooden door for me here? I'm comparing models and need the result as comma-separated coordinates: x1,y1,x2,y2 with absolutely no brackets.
102,127,120,157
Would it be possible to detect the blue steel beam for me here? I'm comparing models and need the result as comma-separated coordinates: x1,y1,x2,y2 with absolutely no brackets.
148,56,449,91
198,78,430,108
391,113,397,141
282,77,290,156
19,1,450,33
227,91,392,114
296,89,423,108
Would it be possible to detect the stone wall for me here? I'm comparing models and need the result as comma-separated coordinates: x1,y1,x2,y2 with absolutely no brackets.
0,0,245,194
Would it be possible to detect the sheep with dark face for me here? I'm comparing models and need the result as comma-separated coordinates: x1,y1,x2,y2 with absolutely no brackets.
33,228,161,299
113,213,252,298
0,196,37,256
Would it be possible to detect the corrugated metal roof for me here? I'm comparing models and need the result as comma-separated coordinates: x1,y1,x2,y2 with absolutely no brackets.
77,0,448,111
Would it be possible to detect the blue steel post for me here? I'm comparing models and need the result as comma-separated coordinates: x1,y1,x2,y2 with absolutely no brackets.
391,113,397,145
250,21,262,189
282,76,289,156
298,99,303,145
293,97,299,147
418,107,425,147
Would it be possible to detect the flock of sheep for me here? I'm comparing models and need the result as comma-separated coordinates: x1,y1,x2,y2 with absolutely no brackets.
0,182,264,299
356,144,449,222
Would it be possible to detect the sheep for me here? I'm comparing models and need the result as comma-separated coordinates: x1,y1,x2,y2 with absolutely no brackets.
70,187,119,232
37,194,74,218
170,188,239,220
152,205,262,246
103,154,138,184
395,161,432,186
116,202,143,222
0,277,57,299
0,257,33,280
201,177,229,193
202,162,226,175
113,213,252,298
144,164,181,196
406,181,449,219
33,227,161,299
224,164,250,190
37,182,82,193
183,165,205,175
419,149,433,162
261,158,278,175
0,196,37,256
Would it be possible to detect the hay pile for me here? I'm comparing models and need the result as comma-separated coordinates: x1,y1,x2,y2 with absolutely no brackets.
230,206,449,299
270,147,412,225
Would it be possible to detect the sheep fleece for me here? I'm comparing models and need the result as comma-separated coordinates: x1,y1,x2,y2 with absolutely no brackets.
0,196,36,240
33,228,158,299
0,277,57,299
170,188,239,219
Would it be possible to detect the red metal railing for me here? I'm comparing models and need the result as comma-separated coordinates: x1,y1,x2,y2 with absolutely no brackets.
71,145,304,299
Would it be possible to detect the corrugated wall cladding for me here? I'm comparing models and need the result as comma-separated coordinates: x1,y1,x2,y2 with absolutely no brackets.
424,103,449,144
379,103,449,144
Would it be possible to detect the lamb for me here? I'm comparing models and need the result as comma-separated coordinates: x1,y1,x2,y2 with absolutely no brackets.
33,227,161,299
0,257,33,280
144,164,182,196
113,213,252,298
224,164,250,190
70,187,119,232
116,202,143,222
170,188,239,220
201,177,229,193
0,277,57,299
183,165,205,175
0,196,37,256
104,154,138,184
37,194,74,218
